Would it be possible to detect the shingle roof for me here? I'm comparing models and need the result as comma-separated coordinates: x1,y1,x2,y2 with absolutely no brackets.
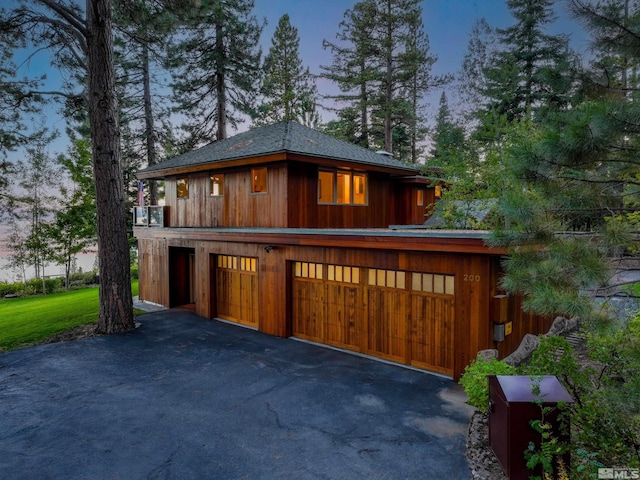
137,121,419,177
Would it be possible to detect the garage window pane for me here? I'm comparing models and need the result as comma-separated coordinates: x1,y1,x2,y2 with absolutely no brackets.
295,262,301,277
328,265,335,281
434,275,444,294
387,271,395,288
423,274,433,292
397,272,405,289
336,266,343,282
446,276,455,295
316,264,323,280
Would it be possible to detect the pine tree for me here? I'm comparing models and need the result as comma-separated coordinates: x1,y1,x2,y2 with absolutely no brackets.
255,14,319,127
479,0,577,130
168,0,263,145
490,0,640,319
2,0,135,333
323,0,440,160
50,136,96,288
321,0,378,148
114,0,179,206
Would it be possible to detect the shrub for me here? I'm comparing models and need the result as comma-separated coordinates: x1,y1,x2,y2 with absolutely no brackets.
130,265,138,279
459,355,517,412
0,282,24,297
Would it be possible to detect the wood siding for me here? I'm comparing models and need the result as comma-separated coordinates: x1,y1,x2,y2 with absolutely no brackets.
165,164,288,228
164,162,439,229
286,163,394,228
135,229,552,379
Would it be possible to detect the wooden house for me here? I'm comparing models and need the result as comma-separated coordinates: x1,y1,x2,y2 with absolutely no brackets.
134,121,551,380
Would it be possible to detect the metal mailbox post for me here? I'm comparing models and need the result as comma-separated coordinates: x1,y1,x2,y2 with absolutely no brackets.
488,375,574,480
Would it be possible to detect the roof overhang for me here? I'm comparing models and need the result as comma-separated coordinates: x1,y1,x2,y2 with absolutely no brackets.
136,152,419,180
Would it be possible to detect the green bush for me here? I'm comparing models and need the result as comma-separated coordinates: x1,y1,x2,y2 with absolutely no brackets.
0,282,24,297
69,271,99,287
459,355,517,412
130,265,138,279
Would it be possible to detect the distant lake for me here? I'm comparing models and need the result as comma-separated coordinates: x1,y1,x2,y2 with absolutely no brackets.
0,254,98,283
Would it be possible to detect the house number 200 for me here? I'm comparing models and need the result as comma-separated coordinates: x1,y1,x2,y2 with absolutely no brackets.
463,274,481,282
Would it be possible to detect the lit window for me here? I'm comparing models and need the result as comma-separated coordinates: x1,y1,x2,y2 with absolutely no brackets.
318,170,335,203
337,172,351,204
252,168,267,193
210,174,224,196
353,174,367,205
435,185,442,198
177,177,188,198
318,170,367,205
417,189,424,206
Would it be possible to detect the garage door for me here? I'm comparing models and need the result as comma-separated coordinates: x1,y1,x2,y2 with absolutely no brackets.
292,262,455,376
216,255,258,328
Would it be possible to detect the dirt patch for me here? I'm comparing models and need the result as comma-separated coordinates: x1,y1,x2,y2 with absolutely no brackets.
40,324,102,345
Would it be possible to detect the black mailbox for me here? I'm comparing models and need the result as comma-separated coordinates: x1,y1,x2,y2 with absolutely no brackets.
488,375,574,480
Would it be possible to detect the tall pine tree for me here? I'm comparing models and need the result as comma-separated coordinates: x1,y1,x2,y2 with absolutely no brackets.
478,0,577,133
323,0,440,161
255,14,319,127
168,0,263,145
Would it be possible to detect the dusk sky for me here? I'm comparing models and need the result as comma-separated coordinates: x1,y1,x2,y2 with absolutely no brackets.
253,0,590,121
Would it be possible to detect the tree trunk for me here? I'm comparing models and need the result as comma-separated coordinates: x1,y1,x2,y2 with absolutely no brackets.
215,20,227,140
384,0,393,154
142,42,158,206
87,0,134,334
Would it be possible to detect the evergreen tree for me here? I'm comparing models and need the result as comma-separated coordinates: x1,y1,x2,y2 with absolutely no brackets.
7,144,59,291
2,0,135,333
114,0,179,206
255,14,319,127
478,0,577,131
50,136,96,289
491,0,640,319
322,0,440,160
168,0,263,145
321,0,377,148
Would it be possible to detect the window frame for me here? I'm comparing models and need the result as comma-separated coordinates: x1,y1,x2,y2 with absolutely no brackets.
210,173,224,197
176,177,189,199
251,167,268,194
317,168,368,206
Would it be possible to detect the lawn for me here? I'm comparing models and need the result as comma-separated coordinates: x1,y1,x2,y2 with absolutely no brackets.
0,281,139,351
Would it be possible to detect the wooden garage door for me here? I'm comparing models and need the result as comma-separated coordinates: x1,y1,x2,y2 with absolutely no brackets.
216,255,258,328
292,262,455,376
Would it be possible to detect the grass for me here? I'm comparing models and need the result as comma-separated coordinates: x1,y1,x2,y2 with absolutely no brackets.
0,280,139,352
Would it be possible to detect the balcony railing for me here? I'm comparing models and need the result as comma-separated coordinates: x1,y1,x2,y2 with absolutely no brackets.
133,206,165,227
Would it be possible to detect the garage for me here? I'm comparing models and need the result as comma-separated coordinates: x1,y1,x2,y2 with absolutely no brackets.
215,255,259,328
292,262,455,376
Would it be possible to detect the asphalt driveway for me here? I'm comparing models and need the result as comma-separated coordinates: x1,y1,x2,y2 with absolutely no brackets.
0,308,473,479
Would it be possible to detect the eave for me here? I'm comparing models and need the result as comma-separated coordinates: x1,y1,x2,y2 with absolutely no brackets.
136,152,419,180
133,227,506,255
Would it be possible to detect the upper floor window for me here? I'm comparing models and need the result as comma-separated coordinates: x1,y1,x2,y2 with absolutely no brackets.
417,189,424,206
318,169,367,205
252,167,267,193
210,174,224,196
177,177,189,199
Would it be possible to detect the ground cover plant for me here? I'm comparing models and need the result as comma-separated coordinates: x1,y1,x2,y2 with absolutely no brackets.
0,280,139,351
